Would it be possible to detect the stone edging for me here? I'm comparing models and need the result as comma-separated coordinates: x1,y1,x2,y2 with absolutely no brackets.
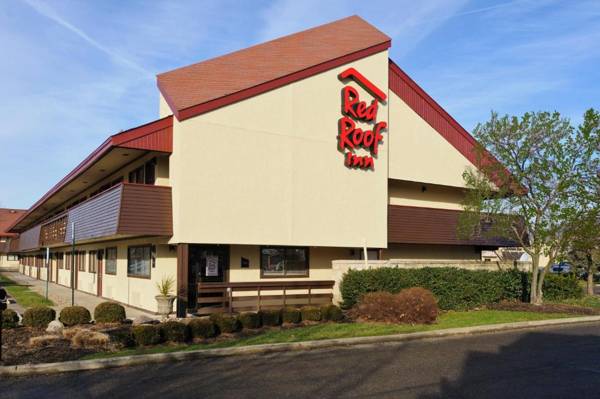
2,315,600,377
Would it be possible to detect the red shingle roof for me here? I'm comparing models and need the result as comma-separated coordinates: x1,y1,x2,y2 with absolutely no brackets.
0,209,26,237
157,15,391,121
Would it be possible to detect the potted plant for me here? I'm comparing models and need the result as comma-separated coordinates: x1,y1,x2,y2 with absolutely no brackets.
155,276,176,316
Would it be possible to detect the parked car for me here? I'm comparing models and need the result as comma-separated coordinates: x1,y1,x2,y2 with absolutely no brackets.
550,262,572,274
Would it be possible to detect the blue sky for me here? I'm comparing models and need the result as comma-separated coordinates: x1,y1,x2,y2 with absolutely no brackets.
1,0,599,209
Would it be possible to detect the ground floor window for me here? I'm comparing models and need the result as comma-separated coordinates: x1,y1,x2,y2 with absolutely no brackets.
77,251,86,272
89,251,97,273
7,254,18,261
260,246,309,277
105,247,117,275
127,245,154,278
56,252,64,269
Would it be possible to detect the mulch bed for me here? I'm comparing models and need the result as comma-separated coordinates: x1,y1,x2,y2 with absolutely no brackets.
488,301,600,315
0,327,95,366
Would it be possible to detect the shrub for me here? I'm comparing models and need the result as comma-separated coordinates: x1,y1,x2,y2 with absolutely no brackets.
132,325,162,346
59,306,91,326
105,326,135,347
320,304,344,322
1,309,19,328
188,318,218,339
160,321,189,343
238,312,261,329
300,306,322,322
29,335,61,348
22,306,56,328
209,313,241,333
281,307,301,324
340,267,530,310
94,302,126,324
71,330,110,349
350,288,439,324
533,273,583,301
258,309,282,326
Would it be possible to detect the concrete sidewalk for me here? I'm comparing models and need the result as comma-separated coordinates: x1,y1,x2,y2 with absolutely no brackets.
1,272,156,321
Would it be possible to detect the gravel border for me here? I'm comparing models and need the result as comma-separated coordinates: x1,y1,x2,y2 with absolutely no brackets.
2,315,600,376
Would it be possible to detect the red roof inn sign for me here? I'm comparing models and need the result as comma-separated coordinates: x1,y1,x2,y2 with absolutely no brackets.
337,68,387,170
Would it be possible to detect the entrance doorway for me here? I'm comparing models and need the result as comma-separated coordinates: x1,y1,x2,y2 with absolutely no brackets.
188,244,229,311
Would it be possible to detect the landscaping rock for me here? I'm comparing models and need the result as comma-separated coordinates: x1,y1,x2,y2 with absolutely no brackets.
132,315,155,325
46,320,64,335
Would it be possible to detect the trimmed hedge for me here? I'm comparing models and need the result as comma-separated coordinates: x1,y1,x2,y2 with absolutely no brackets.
22,306,56,328
210,313,241,333
320,305,344,322
282,307,301,324
94,302,126,324
238,312,261,329
1,309,19,328
258,309,282,326
59,306,91,326
300,306,322,322
340,267,582,311
160,321,189,342
132,325,162,346
188,318,218,339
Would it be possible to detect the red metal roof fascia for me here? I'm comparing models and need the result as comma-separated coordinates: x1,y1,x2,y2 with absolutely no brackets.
111,115,173,152
160,41,391,122
8,116,174,233
388,60,521,192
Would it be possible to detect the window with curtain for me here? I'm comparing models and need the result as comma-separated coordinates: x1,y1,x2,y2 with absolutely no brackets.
260,246,309,277
127,245,154,278
105,247,117,275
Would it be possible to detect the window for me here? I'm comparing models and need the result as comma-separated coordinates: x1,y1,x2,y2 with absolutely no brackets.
128,159,156,184
7,254,18,261
260,246,309,277
127,245,154,278
56,252,64,269
77,251,86,272
128,166,144,184
89,251,97,273
105,247,117,275
65,252,71,270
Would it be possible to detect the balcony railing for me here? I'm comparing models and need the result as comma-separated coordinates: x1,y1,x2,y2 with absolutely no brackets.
18,183,172,251
196,280,335,315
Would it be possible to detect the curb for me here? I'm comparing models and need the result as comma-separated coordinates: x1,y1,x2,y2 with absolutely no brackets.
2,315,600,376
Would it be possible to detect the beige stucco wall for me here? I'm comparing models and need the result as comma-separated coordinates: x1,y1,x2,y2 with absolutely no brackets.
381,243,481,260
227,245,349,283
389,180,466,210
159,93,171,119
388,91,474,188
169,51,389,248
0,254,20,270
20,237,176,313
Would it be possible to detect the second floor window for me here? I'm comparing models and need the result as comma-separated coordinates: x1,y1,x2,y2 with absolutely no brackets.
128,159,156,185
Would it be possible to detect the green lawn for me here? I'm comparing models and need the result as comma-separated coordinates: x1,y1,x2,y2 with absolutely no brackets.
552,296,600,309
0,273,54,307
84,310,573,360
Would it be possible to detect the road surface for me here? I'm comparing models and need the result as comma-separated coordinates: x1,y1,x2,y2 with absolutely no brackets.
2,322,600,398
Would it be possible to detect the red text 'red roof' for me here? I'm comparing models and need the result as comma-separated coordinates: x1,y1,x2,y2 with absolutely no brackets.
157,15,391,121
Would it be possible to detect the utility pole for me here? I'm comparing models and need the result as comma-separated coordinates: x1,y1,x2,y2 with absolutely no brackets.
70,222,75,306
45,247,50,300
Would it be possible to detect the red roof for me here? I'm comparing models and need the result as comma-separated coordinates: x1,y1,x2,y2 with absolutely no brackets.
157,15,391,121
0,209,26,237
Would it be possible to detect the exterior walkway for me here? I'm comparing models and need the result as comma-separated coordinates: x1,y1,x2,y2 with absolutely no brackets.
1,272,157,321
